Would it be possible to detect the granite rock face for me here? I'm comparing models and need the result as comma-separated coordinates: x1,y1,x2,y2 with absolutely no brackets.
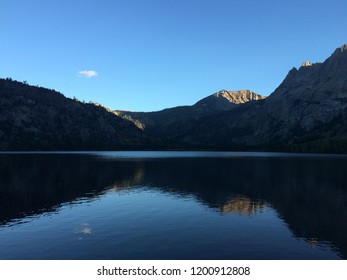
194,89,265,110
257,43,347,144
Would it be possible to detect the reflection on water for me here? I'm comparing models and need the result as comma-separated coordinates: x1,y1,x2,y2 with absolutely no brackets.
0,152,346,259
221,196,266,215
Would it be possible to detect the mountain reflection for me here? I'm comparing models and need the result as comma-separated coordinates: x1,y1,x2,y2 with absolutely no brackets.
0,153,346,258
221,196,266,215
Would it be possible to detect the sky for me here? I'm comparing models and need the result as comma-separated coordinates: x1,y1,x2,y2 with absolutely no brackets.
1,0,347,112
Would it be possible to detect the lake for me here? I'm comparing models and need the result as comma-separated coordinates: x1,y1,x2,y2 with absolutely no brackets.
0,151,346,259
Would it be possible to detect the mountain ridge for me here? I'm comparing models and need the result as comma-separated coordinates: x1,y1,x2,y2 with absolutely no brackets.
184,43,347,151
0,78,152,150
1,43,347,152
114,89,265,139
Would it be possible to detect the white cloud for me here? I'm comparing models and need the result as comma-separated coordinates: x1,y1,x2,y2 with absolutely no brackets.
78,70,97,78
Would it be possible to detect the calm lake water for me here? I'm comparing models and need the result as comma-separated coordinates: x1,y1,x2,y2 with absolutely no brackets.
0,151,346,260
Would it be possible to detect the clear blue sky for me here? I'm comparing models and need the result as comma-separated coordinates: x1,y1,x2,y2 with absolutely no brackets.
1,0,346,111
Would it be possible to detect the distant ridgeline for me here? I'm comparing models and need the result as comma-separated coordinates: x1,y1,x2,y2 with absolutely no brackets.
0,78,151,150
1,43,347,152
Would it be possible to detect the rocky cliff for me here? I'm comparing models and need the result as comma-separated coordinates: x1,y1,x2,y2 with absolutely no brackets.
194,89,265,110
259,44,347,144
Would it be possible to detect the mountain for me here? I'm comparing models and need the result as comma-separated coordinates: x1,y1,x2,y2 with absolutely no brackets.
194,89,265,110
1,43,347,152
0,79,150,150
258,44,347,145
168,44,347,151
114,90,265,141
